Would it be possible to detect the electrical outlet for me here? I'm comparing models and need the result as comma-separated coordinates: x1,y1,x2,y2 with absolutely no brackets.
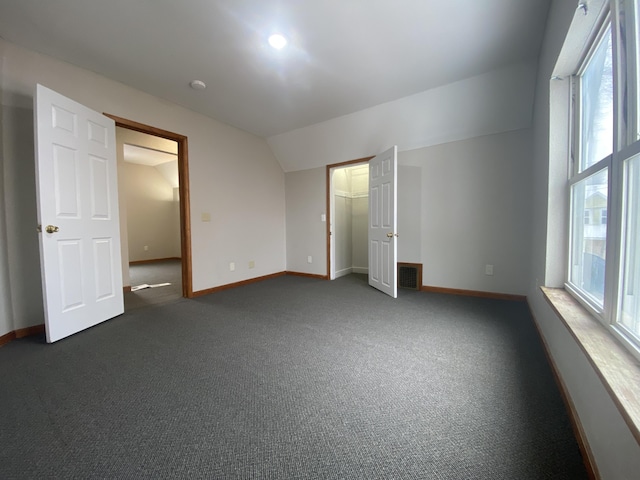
229,262,235,271
249,260,255,269
144,245,149,251
307,255,312,264
485,264,494,276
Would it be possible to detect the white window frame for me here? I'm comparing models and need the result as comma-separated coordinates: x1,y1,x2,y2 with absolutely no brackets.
566,1,640,361
567,16,613,317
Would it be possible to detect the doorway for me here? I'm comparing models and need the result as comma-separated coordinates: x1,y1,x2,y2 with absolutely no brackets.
326,157,373,279
105,114,193,300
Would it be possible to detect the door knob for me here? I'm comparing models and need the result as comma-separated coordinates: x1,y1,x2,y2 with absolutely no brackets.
45,225,60,234
387,232,393,238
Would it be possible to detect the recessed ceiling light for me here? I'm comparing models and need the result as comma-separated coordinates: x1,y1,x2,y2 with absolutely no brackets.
189,80,206,90
268,34,287,50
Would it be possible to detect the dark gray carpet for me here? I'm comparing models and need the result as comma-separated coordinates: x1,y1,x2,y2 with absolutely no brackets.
0,274,587,479
124,259,183,311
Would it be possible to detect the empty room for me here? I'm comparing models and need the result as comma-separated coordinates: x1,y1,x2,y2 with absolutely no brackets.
1,1,639,478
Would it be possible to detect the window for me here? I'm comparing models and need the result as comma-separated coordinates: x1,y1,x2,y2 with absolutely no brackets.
577,23,613,173
619,154,640,343
569,20,613,311
570,169,608,307
566,0,640,359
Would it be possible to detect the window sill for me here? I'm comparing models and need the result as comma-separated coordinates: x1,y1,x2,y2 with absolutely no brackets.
541,287,640,445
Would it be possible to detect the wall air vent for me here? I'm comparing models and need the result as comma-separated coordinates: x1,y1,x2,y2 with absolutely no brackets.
398,263,422,290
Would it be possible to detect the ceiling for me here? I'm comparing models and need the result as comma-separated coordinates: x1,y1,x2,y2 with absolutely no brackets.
123,144,177,167
0,0,551,138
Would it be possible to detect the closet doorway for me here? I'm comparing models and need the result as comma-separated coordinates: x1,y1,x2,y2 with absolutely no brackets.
326,157,372,279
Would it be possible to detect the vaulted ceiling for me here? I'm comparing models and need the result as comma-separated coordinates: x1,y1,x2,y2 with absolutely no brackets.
0,0,551,138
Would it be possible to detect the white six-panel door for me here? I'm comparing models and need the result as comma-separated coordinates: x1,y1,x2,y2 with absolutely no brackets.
368,146,397,298
35,84,123,343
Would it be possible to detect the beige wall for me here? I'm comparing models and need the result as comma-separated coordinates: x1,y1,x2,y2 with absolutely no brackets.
116,127,180,272
0,38,286,335
123,162,180,263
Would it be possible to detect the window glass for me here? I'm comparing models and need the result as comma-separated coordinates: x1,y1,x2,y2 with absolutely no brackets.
580,25,614,171
570,169,609,306
618,154,640,341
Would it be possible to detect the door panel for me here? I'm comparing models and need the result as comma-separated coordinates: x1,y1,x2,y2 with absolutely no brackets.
368,146,397,298
90,156,110,218
35,84,123,342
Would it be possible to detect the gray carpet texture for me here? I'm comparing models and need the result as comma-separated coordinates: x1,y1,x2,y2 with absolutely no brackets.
0,274,587,479
124,259,183,311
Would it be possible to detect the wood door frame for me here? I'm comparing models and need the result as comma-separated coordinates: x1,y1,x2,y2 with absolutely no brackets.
325,156,374,279
104,113,193,298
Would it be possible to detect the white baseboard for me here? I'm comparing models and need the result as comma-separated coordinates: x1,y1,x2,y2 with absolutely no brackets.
335,267,353,278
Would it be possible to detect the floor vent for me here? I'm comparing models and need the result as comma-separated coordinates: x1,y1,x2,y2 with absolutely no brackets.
398,263,422,290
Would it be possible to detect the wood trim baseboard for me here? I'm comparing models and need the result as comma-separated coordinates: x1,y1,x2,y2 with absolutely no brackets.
129,257,181,266
285,271,329,280
527,300,599,480
1,324,46,347
191,272,286,297
421,285,526,302
16,324,45,338
0,331,16,347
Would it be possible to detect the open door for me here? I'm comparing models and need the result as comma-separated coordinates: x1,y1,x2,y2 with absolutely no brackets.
34,84,124,343
368,146,398,298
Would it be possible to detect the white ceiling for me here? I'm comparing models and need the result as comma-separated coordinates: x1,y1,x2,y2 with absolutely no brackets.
0,0,550,138
123,144,177,167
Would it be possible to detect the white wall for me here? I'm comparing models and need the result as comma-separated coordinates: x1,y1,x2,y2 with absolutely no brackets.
333,169,352,276
285,167,326,275
529,1,640,477
1,79,43,334
400,129,532,295
269,61,537,172
397,165,422,264
0,54,14,337
285,128,530,295
351,197,368,272
334,194,352,277
0,38,286,332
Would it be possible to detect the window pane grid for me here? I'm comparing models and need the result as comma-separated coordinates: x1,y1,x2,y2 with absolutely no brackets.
566,1,640,359
570,168,609,308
